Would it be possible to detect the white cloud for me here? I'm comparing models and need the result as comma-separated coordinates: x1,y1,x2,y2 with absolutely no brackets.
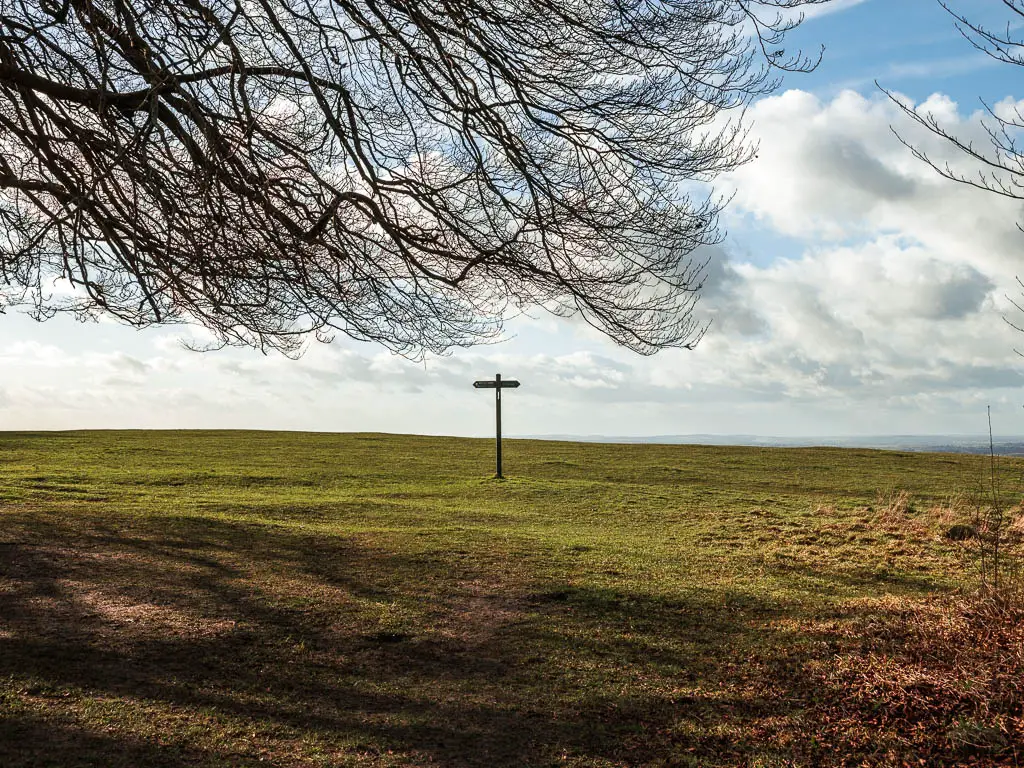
671,88,1024,419
797,0,869,21
831,53,999,94
723,89,1024,273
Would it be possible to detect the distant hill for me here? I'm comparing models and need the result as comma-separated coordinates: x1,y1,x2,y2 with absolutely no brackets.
522,434,1024,456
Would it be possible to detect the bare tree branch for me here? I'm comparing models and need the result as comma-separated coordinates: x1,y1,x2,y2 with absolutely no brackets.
0,0,828,357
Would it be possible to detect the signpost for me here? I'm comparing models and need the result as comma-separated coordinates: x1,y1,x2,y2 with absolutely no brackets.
473,373,520,478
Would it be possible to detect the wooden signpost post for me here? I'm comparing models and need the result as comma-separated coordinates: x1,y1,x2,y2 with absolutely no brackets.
473,373,520,478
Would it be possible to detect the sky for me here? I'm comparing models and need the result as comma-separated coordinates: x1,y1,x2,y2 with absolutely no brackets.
5,0,1024,438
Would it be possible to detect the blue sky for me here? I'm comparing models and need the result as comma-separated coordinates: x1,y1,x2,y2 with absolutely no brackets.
787,0,1016,103
5,0,1024,438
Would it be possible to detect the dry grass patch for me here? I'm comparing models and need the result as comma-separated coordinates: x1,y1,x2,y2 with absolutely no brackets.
926,495,965,530
874,488,915,525
808,595,1024,764
812,502,838,517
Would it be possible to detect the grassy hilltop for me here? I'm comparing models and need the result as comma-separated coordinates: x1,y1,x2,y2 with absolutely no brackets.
0,431,1019,766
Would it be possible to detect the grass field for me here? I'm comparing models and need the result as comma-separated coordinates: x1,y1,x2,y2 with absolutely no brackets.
0,430,1020,766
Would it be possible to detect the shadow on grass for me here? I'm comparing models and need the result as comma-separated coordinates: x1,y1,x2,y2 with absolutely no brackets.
0,510,962,767
0,712,217,768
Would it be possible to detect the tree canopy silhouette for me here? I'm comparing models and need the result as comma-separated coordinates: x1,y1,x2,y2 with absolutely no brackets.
0,0,826,356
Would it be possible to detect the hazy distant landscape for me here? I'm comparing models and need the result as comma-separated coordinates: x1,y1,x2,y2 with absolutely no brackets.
528,434,1024,456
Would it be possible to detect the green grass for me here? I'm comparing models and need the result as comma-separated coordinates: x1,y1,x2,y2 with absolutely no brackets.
0,431,1016,766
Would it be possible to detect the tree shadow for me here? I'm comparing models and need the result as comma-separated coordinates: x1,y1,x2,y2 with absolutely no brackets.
0,712,220,768
0,511,927,766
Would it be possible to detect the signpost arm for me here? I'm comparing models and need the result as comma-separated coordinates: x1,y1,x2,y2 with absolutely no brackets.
495,373,502,478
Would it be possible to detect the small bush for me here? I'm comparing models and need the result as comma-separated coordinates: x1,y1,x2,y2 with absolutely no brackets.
954,492,1024,613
